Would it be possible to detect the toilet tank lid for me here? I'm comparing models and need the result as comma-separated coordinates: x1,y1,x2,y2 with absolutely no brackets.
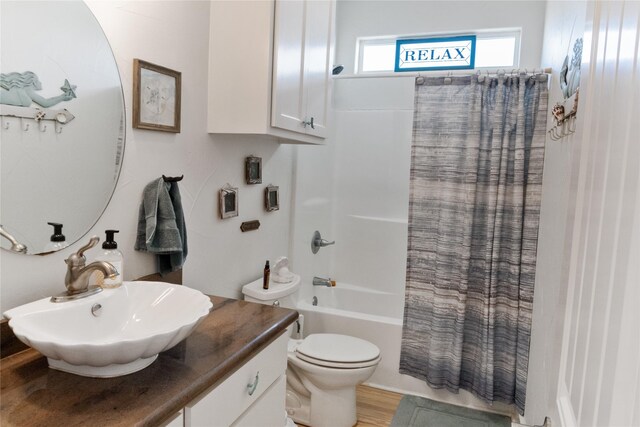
242,274,301,301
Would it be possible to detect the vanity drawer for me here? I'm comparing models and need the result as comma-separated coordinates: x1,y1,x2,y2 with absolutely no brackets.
185,332,288,427
231,375,286,427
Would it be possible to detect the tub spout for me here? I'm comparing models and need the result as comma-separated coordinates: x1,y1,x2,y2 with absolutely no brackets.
312,277,336,287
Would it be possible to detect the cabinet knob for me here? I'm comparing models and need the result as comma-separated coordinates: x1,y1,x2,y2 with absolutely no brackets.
247,371,260,396
302,117,315,129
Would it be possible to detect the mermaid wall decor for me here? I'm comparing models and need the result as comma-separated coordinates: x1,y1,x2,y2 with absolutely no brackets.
0,71,76,129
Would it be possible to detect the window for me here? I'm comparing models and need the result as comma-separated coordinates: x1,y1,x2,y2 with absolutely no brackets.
356,30,520,74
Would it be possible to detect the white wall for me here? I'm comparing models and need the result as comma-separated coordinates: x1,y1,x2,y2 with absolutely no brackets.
0,1,294,312
524,1,587,424
335,0,547,74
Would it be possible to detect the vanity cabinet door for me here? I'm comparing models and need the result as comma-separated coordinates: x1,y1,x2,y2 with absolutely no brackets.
184,332,288,427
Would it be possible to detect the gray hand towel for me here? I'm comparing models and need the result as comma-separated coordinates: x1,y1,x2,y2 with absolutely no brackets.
134,178,188,275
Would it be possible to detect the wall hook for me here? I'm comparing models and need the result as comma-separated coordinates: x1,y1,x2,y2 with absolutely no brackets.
3,121,9,130
22,120,29,131
39,121,47,132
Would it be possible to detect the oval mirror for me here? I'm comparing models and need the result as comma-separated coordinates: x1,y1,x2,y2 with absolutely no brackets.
0,1,125,255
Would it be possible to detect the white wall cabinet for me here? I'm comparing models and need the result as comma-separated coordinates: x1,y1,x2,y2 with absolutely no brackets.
183,332,288,427
208,0,334,144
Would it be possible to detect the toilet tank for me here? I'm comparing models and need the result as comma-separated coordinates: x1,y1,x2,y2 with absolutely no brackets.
241,274,301,309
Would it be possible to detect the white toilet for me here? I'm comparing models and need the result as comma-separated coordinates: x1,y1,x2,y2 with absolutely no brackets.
242,272,381,427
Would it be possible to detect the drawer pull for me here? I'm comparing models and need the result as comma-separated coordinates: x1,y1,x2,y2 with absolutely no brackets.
247,372,260,396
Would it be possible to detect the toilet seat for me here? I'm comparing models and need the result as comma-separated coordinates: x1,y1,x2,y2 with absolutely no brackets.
294,333,380,369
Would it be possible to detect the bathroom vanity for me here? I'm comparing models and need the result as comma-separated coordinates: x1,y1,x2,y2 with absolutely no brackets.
0,296,298,427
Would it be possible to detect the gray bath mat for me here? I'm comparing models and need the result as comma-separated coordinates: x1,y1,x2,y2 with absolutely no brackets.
390,395,511,427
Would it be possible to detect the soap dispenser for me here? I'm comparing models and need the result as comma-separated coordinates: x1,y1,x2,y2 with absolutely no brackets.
95,229,123,288
45,222,68,252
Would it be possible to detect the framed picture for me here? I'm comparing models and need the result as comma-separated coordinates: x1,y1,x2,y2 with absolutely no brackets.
219,186,238,219
133,59,181,133
265,185,279,212
245,156,262,184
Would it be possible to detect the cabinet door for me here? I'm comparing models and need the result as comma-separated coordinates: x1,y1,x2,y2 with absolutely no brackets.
271,0,306,134
302,0,333,139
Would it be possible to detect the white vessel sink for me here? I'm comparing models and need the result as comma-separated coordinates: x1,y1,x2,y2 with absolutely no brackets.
3,281,212,378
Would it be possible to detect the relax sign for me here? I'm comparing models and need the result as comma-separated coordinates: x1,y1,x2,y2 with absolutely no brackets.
395,36,476,72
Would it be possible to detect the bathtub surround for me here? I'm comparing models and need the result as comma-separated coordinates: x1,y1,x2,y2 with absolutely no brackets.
400,74,548,414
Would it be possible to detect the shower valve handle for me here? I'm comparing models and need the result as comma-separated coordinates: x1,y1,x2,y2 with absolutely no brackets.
311,230,334,254
316,238,335,247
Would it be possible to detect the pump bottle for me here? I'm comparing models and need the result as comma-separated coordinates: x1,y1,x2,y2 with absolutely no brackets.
44,222,68,252
263,260,270,290
95,229,123,288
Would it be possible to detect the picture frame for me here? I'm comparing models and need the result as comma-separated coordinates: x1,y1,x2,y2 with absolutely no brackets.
245,156,262,184
219,186,239,219
265,185,279,212
133,59,181,133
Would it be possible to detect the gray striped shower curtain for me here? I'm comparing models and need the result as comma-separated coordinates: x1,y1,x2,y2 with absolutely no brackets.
399,74,548,415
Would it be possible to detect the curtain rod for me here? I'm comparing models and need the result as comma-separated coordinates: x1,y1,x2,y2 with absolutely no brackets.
334,67,553,80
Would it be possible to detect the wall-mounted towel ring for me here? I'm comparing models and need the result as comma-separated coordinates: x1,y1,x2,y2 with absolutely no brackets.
162,174,183,182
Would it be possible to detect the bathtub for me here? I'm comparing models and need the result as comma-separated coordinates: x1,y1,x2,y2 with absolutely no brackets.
295,281,517,418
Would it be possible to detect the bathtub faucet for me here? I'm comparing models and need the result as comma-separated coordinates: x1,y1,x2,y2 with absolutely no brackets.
312,277,336,287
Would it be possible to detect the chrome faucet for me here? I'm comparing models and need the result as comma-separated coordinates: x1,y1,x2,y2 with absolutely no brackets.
0,225,27,254
312,276,335,287
51,236,119,302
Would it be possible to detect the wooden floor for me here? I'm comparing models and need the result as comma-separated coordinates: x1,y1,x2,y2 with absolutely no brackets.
295,385,403,427
355,385,404,427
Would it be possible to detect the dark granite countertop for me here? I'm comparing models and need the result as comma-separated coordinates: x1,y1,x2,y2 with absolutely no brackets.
0,296,298,427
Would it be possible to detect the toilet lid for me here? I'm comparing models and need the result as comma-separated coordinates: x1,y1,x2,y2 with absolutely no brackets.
295,334,380,367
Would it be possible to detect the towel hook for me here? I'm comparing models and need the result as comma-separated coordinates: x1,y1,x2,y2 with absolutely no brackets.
553,125,563,140
162,174,184,182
